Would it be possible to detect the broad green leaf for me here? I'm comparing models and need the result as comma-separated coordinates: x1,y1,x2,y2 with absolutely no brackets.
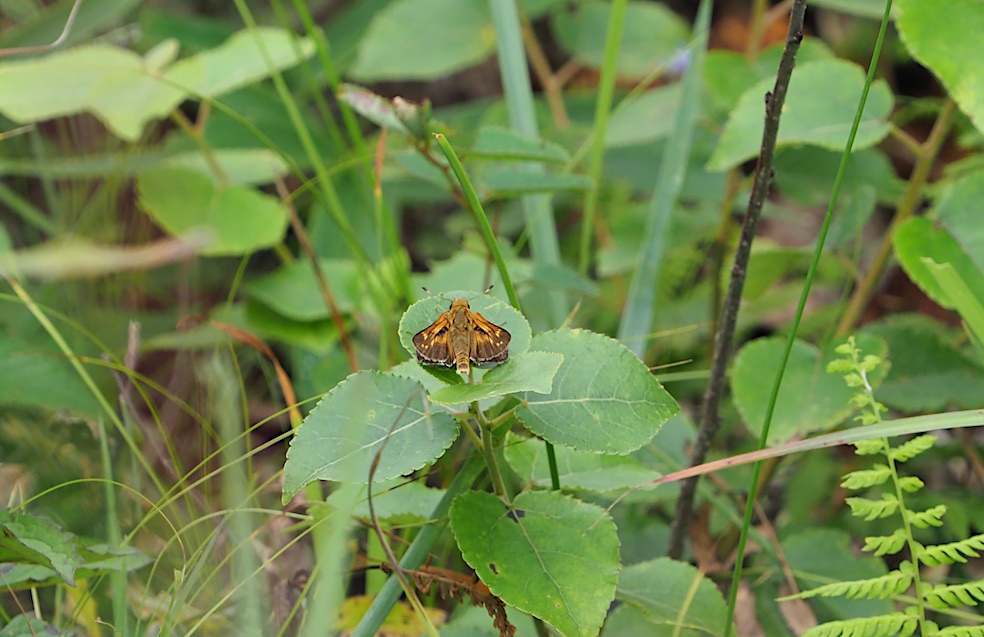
282,372,458,501
933,170,984,274
332,480,446,522
923,259,984,349
731,335,887,444
480,171,593,199
0,45,180,141
0,331,100,416
0,614,72,637
0,28,314,142
0,0,141,49
428,352,564,405
783,529,894,619
810,0,894,19
470,126,570,163
552,0,689,78
163,28,314,99
137,166,288,256
707,59,893,170
897,0,984,137
0,541,150,590
450,490,619,637
504,433,661,493
245,259,360,321
605,85,681,148
863,314,984,412
0,510,83,587
773,147,903,245
894,217,984,310
243,300,343,354
350,0,494,81
398,293,532,365
516,329,679,454
615,558,732,636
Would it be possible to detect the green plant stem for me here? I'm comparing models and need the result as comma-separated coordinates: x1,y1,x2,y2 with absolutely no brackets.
97,418,129,635
578,0,627,275
480,415,510,501
351,457,485,637
433,133,562,490
488,0,567,327
721,2,894,634
208,355,265,637
667,0,806,563
5,279,167,498
834,97,956,337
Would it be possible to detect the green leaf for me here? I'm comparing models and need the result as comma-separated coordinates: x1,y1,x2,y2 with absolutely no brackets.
450,490,619,637
0,45,180,141
934,170,984,273
504,433,661,493
731,335,887,444
137,166,288,256
897,0,984,137
245,259,360,321
0,330,100,416
863,314,984,412
516,329,680,454
480,171,593,199
469,126,570,163
282,372,459,501
809,0,894,19
552,0,689,78
163,28,315,100
428,352,563,405
707,59,893,170
615,558,732,635
350,0,494,81
335,480,446,523
604,84,681,148
0,510,83,587
894,217,984,310
782,529,895,620
0,28,314,142
923,258,984,348
0,614,72,637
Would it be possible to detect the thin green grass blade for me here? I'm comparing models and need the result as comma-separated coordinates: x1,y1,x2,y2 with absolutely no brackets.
726,1,896,634
617,1,710,358
579,0,627,275
488,0,566,327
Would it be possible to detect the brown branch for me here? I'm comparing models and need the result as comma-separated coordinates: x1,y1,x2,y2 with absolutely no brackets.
667,0,808,559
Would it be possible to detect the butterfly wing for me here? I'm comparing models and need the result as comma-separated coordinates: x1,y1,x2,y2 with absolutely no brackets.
413,312,453,366
470,311,511,364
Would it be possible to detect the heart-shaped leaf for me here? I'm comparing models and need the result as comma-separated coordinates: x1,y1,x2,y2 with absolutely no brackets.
450,490,619,637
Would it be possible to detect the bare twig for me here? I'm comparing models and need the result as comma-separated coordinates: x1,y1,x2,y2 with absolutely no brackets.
0,0,84,57
667,0,808,559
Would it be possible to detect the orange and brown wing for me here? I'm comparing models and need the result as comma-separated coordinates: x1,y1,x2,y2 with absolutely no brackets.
470,311,511,364
412,312,453,366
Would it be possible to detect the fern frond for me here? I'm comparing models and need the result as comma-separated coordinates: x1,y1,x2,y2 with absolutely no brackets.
918,533,984,566
907,504,947,529
853,439,884,455
863,529,908,556
898,476,924,493
801,613,917,637
787,569,912,601
933,625,984,637
890,435,936,462
841,464,892,489
847,494,899,521
922,580,984,609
